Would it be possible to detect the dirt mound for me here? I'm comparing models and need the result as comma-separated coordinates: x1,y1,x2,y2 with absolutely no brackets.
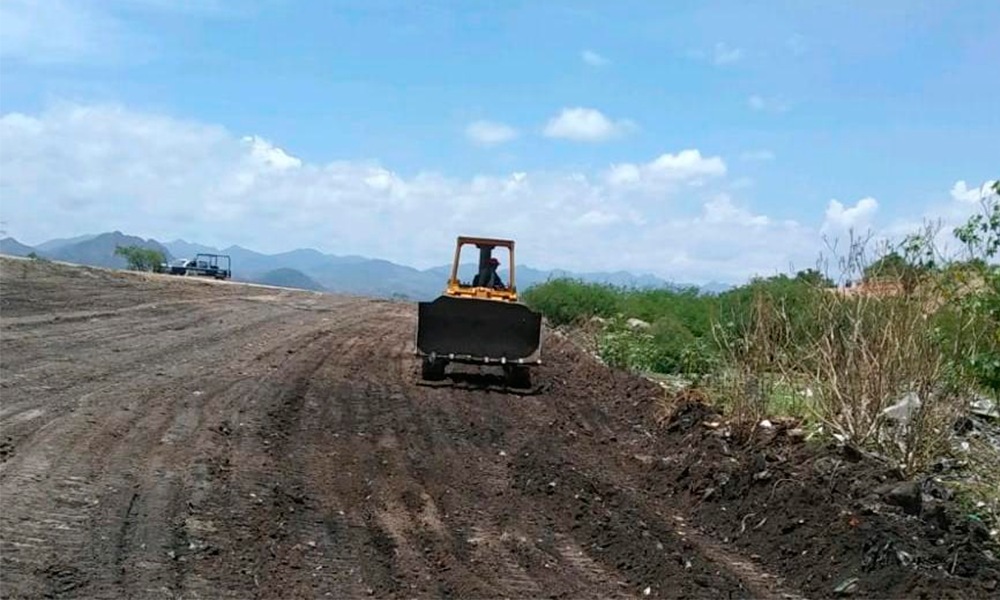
646,401,999,598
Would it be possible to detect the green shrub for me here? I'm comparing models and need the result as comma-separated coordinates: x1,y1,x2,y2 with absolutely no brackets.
597,317,658,372
114,245,166,272
522,278,619,326
648,313,697,373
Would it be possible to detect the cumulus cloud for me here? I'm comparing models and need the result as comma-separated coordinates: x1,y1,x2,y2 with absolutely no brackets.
243,136,302,170
0,103,821,283
6,103,976,285
464,120,518,146
703,195,770,226
950,179,992,204
607,149,726,187
543,107,635,142
581,49,610,67
823,197,878,230
713,42,743,65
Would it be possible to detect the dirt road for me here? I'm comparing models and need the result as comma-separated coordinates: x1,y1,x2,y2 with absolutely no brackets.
1,257,992,599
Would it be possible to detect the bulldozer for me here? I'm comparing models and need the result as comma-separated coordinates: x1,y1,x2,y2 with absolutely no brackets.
416,236,542,387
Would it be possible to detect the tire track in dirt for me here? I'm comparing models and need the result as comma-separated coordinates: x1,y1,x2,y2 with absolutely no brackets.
0,297,308,465
0,290,361,598
1,260,817,599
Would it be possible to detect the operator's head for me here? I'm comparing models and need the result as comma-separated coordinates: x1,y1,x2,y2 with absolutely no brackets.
489,257,500,267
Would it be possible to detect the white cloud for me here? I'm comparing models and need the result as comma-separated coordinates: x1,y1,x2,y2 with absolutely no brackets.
608,149,727,188
0,103,801,283
543,107,635,142
713,42,743,65
740,149,775,161
581,49,610,67
703,195,770,226
4,103,980,285
823,197,878,230
243,136,302,170
649,150,726,178
950,180,991,204
607,163,642,186
748,95,790,113
464,120,518,146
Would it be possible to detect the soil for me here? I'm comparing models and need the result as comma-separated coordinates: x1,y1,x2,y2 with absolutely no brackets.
1,256,995,599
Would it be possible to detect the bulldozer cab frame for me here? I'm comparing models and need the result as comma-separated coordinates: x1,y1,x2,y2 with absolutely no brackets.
446,236,518,302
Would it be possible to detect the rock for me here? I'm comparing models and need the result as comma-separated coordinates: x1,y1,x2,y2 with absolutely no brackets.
970,395,999,419
632,454,655,465
834,576,858,596
787,428,807,441
880,481,922,516
626,318,651,330
882,391,921,425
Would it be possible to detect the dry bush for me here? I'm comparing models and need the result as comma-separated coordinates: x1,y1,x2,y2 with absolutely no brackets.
800,232,970,474
712,288,794,438
804,288,964,474
714,230,971,474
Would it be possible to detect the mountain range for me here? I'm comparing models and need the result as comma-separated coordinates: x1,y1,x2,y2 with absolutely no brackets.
1,232,732,298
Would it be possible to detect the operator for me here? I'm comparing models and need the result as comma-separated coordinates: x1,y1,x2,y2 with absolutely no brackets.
474,257,505,289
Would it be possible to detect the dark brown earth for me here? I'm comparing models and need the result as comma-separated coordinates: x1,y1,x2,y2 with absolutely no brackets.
0,256,995,599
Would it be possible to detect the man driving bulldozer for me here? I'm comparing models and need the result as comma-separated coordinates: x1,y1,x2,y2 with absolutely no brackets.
473,256,505,289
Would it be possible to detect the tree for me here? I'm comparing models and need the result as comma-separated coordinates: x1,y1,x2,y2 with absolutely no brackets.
953,180,1000,260
794,268,834,288
949,179,1000,396
114,245,165,272
864,252,909,280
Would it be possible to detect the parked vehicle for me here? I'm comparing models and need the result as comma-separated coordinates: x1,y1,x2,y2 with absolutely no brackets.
160,253,231,280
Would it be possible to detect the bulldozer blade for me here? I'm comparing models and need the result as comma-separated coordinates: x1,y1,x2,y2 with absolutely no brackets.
417,296,542,361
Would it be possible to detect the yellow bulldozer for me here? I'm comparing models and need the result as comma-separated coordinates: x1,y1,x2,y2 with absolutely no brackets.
416,236,542,387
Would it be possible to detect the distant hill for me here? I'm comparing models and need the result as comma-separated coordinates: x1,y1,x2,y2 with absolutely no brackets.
30,231,729,298
163,239,219,258
47,232,173,269
35,234,99,253
697,281,733,295
251,268,325,292
0,237,36,257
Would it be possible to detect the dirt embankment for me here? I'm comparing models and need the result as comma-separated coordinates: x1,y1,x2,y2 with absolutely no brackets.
0,256,995,599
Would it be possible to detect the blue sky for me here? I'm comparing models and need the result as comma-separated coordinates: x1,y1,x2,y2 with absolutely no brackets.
1,1,998,282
